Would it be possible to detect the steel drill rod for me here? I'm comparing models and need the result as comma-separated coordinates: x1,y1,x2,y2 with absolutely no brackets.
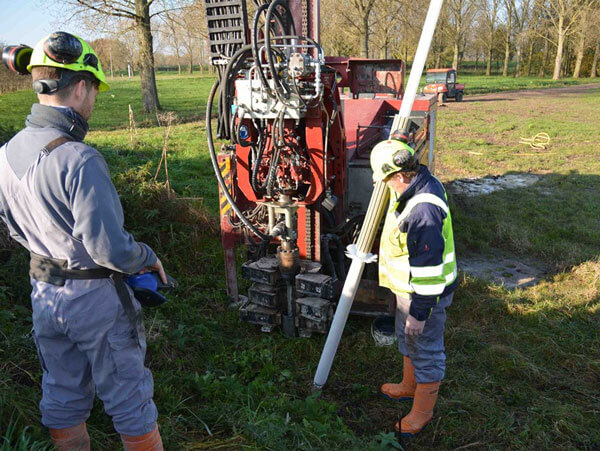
313,0,445,389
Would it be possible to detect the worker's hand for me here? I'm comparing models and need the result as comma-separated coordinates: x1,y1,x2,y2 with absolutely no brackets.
141,258,168,284
405,315,426,336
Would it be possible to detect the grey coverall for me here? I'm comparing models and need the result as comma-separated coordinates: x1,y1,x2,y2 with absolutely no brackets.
0,104,158,436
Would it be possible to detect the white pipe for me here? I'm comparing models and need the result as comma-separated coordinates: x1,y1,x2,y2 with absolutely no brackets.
313,0,445,389
313,256,366,387
398,0,443,119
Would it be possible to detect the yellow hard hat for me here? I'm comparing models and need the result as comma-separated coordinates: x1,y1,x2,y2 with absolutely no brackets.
27,32,109,92
370,139,416,182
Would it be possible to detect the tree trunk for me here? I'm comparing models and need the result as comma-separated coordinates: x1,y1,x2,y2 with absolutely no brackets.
539,35,549,77
502,1,512,76
514,39,522,77
475,52,479,71
525,39,534,76
452,41,459,69
552,15,565,80
200,45,204,75
591,40,600,78
109,48,114,79
573,32,585,78
486,46,493,75
361,14,369,57
552,28,565,80
452,20,462,69
563,43,572,77
135,0,160,112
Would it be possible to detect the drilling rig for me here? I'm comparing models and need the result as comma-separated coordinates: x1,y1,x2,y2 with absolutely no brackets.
204,0,439,340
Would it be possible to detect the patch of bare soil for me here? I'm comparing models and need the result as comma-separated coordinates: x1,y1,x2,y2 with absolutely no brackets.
446,174,540,196
460,251,548,289
447,173,540,196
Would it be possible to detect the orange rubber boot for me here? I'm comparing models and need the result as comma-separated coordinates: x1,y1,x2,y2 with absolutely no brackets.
395,381,440,436
381,356,416,401
49,423,90,451
121,425,164,451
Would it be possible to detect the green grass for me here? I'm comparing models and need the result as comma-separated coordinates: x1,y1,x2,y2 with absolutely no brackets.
0,72,591,135
0,74,216,132
1,73,600,449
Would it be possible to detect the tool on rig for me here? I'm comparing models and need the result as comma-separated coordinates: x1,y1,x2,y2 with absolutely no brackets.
204,0,440,341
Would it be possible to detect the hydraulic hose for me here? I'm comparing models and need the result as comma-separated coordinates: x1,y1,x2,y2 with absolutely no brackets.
252,3,288,97
219,44,255,140
264,0,295,100
320,235,337,279
206,79,268,241
250,140,268,194
329,234,347,280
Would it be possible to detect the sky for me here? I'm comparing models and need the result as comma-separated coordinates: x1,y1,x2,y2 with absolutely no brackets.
0,0,81,47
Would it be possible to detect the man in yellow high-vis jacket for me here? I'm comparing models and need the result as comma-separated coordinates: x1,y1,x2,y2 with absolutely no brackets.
370,139,457,437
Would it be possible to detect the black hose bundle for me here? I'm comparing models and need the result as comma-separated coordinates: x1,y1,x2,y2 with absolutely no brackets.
217,44,255,140
328,234,347,280
320,235,337,279
206,79,269,241
207,0,322,241
263,0,296,100
251,2,288,97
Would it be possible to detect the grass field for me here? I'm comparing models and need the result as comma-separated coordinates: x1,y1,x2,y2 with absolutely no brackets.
1,74,600,450
0,72,591,133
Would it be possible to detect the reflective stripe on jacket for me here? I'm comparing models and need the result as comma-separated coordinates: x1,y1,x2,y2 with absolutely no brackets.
378,166,457,320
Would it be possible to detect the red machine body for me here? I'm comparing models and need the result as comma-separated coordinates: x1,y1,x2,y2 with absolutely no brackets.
209,0,437,333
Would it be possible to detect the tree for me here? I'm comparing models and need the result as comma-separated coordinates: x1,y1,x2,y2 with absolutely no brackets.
89,38,131,78
180,3,206,73
572,8,589,78
501,0,514,75
540,0,590,80
587,6,600,77
321,0,360,56
480,0,501,75
159,9,184,74
58,0,187,112
591,40,600,77
446,0,478,69
371,0,424,60
340,0,379,57
371,0,404,59
511,0,533,77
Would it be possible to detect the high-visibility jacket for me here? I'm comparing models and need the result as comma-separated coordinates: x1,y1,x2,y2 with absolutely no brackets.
378,166,457,320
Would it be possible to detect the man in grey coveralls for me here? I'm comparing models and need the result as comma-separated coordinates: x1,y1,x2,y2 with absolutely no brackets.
0,32,165,450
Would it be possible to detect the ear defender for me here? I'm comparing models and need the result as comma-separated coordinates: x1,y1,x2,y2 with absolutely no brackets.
1,45,33,75
393,149,417,171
